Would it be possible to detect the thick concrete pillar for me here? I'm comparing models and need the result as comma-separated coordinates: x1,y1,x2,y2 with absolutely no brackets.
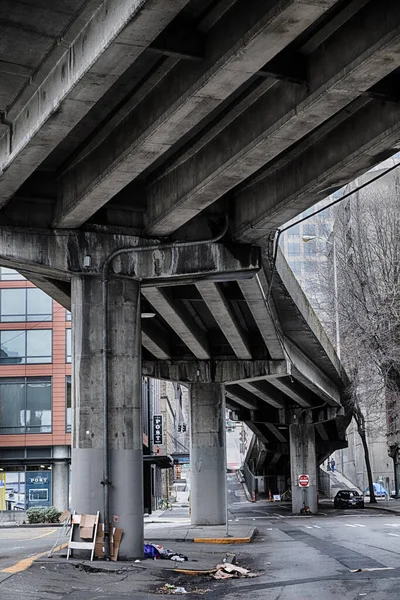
289,423,317,514
190,383,226,525
71,276,143,558
52,446,70,510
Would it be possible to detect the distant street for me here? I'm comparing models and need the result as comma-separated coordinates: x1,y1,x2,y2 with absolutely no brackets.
2,477,400,598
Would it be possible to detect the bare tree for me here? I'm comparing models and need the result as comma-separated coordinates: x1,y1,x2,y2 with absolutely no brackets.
302,170,400,500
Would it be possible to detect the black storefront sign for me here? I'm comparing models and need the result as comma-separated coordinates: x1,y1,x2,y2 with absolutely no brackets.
153,415,163,445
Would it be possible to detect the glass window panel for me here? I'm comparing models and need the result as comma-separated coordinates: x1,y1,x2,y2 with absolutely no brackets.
66,311,71,321
26,330,52,363
288,261,301,275
66,329,71,363
0,268,25,281
26,380,52,433
304,241,316,256
287,224,300,235
66,376,71,432
0,331,25,364
0,380,25,433
1,289,26,322
27,289,52,321
288,243,300,256
303,224,316,236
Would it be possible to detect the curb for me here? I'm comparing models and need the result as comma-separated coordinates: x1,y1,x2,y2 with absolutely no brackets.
193,527,257,544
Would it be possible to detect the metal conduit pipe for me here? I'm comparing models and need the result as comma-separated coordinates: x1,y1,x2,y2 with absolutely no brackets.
101,216,229,559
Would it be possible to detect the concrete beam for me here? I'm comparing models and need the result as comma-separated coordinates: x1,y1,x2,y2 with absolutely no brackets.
141,287,210,359
315,422,329,442
239,272,285,360
146,0,400,236
141,321,171,360
267,376,313,408
195,281,251,359
284,339,341,407
20,272,71,311
0,228,260,283
142,359,287,383
0,0,189,207
234,98,400,242
240,381,285,409
264,423,288,443
54,0,337,228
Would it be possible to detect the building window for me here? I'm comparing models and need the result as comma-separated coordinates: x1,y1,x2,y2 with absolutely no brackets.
288,243,301,256
0,330,52,364
66,329,71,363
66,376,71,433
0,268,25,281
304,241,316,256
0,377,52,434
288,261,301,275
287,224,300,235
0,288,52,322
303,223,316,236
66,311,71,321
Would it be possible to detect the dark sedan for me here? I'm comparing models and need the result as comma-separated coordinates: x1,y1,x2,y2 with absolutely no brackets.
334,489,364,509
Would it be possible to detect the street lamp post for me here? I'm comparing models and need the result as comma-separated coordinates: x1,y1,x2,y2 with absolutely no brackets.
302,235,341,359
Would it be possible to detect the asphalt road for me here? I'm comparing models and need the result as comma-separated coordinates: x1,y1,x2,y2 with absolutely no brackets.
2,477,400,599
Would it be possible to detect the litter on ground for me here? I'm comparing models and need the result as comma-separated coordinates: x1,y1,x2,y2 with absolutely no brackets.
212,562,259,579
144,543,188,561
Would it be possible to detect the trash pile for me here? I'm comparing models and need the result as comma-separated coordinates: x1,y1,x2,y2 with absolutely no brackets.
212,562,258,579
156,584,210,595
144,543,188,562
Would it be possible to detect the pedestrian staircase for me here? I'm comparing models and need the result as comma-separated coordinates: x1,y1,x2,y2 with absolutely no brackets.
320,464,362,497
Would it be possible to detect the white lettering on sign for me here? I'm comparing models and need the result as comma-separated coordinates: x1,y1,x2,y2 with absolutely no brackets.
29,477,48,484
298,474,310,488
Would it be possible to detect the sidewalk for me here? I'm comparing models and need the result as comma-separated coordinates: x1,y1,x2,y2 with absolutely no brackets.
364,497,400,515
144,505,256,543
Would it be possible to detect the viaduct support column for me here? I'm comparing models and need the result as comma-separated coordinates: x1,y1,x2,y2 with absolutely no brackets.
71,275,143,558
52,446,70,511
190,383,226,525
289,423,317,514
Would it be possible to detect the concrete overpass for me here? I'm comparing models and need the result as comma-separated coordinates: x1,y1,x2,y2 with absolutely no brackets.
0,0,399,556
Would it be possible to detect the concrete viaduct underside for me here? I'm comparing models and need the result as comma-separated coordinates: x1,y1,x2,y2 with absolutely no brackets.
0,0,399,556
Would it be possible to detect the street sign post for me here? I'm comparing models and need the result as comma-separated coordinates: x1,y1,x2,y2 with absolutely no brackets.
298,474,310,488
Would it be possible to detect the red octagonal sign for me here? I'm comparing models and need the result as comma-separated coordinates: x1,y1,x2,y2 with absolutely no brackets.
298,474,310,487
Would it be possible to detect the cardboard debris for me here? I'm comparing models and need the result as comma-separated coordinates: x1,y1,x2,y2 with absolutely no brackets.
80,514,97,540
95,523,123,561
212,562,259,580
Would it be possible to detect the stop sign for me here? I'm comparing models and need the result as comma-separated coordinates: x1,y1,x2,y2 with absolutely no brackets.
298,474,310,487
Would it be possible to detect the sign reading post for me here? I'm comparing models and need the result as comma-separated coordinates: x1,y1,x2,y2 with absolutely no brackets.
153,415,163,445
298,474,310,488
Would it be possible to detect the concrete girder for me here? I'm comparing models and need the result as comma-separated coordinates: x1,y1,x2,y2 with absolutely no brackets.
0,0,190,207
238,272,285,360
141,287,210,359
267,376,313,408
145,0,400,236
271,250,342,383
195,281,251,359
20,272,71,311
246,422,268,445
0,228,260,283
264,423,288,443
239,382,284,410
141,321,172,360
315,422,329,441
284,338,341,407
234,98,400,242
225,391,258,411
142,359,288,383
54,0,338,228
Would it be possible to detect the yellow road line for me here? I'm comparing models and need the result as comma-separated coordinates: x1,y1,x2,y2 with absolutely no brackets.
0,528,56,542
1,543,68,574
193,536,251,544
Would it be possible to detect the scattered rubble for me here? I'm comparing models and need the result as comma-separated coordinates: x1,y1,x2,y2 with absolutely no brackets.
212,562,259,579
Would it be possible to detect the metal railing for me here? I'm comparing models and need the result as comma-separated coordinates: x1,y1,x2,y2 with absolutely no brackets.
243,461,257,498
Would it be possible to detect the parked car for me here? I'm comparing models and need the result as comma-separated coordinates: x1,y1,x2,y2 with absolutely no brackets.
365,483,389,498
334,489,365,509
